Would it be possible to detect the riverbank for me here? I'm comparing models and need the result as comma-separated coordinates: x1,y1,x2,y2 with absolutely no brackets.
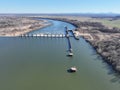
0,16,51,36
36,16,120,73
1,15,120,73
1,18,120,90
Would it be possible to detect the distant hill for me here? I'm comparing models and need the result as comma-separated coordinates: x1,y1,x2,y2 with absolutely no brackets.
0,13,120,17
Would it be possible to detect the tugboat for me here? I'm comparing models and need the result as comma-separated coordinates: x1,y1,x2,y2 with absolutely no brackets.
67,48,73,57
67,67,77,73
68,52,73,56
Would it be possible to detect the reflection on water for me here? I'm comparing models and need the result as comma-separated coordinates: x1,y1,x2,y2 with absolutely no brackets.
0,19,120,90
28,19,75,35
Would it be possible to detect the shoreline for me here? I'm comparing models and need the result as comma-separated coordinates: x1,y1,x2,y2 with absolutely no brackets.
37,16,120,73
1,16,120,73
0,17,51,37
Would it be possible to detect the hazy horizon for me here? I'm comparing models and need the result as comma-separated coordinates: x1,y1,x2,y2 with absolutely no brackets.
0,0,120,14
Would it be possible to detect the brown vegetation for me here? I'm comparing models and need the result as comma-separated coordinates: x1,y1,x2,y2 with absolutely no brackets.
39,16,120,73
92,38,120,72
0,16,50,36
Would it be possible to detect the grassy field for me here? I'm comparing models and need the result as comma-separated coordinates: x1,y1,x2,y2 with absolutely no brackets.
55,16,120,29
72,17,120,29
41,15,120,29
90,18,120,29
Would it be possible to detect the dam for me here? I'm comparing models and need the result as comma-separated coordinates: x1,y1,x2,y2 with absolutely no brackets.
0,19,120,90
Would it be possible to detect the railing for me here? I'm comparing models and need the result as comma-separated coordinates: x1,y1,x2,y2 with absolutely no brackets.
20,33,66,38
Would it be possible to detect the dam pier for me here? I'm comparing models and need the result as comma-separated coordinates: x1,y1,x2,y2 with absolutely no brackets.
19,26,80,57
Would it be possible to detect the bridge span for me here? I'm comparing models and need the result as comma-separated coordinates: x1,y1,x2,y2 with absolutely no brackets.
20,33,66,38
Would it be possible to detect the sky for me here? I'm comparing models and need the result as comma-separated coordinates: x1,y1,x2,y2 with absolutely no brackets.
0,0,120,13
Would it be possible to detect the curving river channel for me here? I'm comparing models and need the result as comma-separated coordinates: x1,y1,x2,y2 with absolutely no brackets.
0,19,120,90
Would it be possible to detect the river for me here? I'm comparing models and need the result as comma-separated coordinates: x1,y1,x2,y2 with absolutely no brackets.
0,19,120,90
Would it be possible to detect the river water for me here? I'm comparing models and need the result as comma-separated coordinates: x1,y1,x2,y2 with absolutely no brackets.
0,19,120,90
